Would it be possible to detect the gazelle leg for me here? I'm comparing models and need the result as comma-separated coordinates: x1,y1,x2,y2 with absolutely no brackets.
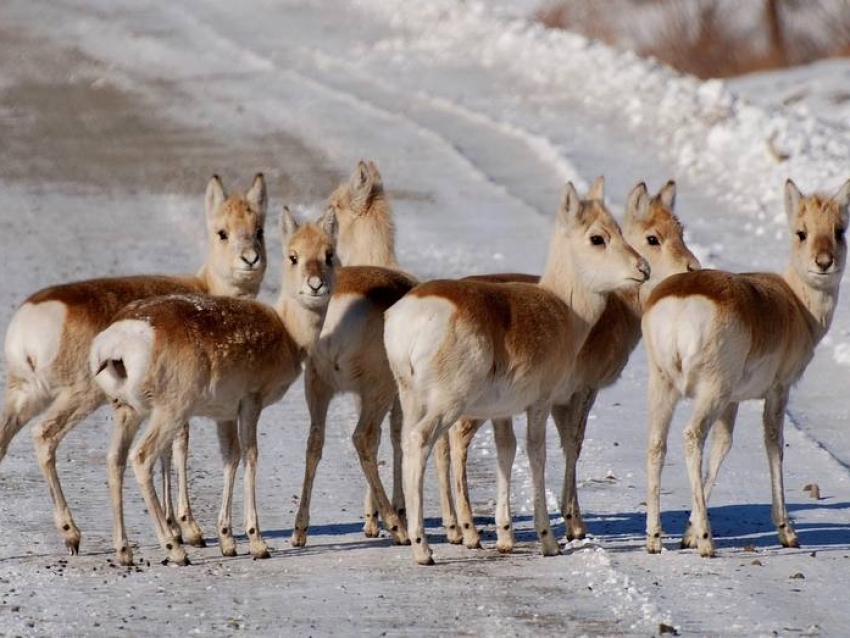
292,364,333,547
554,388,597,542
352,398,408,545
216,420,240,557
646,367,678,554
434,433,462,544
173,423,205,547
107,404,143,566
449,419,483,549
32,388,101,555
389,397,406,525
239,396,270,559
492,418,517,553
130,407,189,566
682,391,728,558
763,386,798,548
683,403,738,548
526,405,559,556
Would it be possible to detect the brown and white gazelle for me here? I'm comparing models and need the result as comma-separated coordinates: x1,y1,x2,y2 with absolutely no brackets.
384,181,649,565
292,160,415,548
642,178,849,557
445,180,700,552
90,208,338,565
1,174,267,561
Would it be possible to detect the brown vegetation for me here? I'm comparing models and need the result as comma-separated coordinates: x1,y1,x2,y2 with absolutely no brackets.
536,0,850,79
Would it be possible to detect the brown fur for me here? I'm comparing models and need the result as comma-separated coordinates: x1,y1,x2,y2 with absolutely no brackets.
334,266,418,310
114,295,303,404
647,269,817,363
462,274,641,387
413,279,578,385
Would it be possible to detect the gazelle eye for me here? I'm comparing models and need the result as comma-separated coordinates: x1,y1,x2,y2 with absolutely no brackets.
647,235,660,246
256,228,264,241
796,230,807,242
836,227,846,242
590,235,605,247
218,230,228,241
325,251,334,266
289,254,298,265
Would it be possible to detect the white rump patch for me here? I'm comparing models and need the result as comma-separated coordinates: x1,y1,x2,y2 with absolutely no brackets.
384,296,456,389
4,301,67,379
90,319,155,412
645,296,717,396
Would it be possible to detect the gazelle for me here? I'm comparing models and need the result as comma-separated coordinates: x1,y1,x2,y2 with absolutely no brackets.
1,174,267,561
384,180,649,565
443,181,700,552
642,178,849,557
291,160,415,548
91,208,338,565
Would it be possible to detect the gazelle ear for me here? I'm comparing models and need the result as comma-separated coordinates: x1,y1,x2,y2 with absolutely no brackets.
367,160,383,183
656,180,677,210
833,178,850,211
319,208,338,244
205,175,227,221
279,205,299,242
784,179,803,227
625,182,650,224
587,175,605,202
348,160,374,216
245,173,268,216
557,182,582,232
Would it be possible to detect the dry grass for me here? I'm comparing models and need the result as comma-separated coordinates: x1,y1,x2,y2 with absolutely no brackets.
535,0,850,79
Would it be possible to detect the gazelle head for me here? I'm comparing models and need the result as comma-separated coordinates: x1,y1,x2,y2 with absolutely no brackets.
204,173,268,292
785,178,850,291
623,180,700,287
279,206,339,311
323,159,395,267
547,177,649,294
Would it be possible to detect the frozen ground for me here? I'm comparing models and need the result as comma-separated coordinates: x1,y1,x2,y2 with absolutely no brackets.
0,1,848,635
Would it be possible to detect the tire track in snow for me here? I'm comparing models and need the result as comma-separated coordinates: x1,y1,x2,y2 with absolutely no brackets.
159,3,554,225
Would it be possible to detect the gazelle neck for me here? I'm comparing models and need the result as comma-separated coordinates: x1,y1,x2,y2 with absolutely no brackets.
274,293,328,356
196,265,262,299
539,248,608,354
783,266,839,341
340,193,399,269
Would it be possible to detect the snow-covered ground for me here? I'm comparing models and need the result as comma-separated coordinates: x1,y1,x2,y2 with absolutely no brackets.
0,0,848,635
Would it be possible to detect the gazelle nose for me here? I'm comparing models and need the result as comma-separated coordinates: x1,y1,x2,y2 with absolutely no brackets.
638,258,651,281
816,253,834,271
241,250,259,267
308,276,324,292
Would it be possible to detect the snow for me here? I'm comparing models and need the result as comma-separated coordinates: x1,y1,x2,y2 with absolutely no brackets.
1,0,849,635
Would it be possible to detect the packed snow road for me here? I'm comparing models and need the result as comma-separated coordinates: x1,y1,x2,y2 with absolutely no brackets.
0,1,848,635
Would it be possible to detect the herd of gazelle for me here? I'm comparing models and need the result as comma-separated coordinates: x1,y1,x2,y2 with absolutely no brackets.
0,163,847,566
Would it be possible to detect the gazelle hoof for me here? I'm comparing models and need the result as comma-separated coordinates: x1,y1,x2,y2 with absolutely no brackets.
117,546,134,567
181,522,206,547
446,525,464,545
